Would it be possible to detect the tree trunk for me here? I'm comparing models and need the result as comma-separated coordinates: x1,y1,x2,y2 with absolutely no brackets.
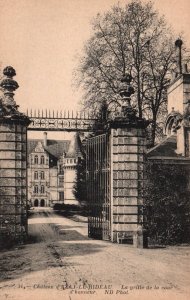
149,114,157,148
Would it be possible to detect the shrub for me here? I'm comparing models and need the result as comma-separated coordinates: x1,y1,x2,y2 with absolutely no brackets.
144,162,190,245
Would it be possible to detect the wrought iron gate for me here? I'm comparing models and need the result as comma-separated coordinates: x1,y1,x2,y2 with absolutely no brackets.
86,133,111,240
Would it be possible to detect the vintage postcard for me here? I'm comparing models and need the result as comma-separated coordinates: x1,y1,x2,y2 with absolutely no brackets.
0,1,189,300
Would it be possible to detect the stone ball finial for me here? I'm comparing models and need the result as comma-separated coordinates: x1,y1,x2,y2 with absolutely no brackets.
0,66,19,110
175,38,183,48
0,77,19,93
3,66,16,78
0,66,19,93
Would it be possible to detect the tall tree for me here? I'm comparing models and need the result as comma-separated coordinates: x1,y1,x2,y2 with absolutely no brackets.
75,0,178,146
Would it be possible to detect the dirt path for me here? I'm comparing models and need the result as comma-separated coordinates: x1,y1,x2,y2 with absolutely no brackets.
0,208,189,300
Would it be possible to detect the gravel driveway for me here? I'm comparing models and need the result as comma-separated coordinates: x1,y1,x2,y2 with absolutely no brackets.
0,207,189,300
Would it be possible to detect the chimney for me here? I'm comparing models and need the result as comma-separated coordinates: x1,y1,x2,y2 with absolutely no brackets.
43,132,47,147
175,38,183,75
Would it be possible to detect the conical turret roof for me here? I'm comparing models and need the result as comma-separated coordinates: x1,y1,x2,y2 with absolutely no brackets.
66,133,83,158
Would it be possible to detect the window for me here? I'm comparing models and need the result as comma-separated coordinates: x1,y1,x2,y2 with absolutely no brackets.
41,185,45,193
41,155,45,164
34,171,38,180
34,185,38,193
34,155,38,164
59,192,64,201
41,171,44,180
59,177,64,187
59,165,64,174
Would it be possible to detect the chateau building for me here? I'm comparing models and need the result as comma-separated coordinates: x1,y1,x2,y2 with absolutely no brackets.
148,72,190,161
148,40,190,161
27,132,69,207
27,132,83,207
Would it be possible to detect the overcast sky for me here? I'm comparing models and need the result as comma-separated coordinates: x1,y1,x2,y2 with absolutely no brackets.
0,0,189,139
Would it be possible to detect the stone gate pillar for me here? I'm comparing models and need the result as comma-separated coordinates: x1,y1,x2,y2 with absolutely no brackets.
0,66,30,247
109,74,149,247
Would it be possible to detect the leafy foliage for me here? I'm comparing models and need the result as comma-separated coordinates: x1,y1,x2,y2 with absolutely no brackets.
75,0,180,146
144,162,190,245
73,156,87,206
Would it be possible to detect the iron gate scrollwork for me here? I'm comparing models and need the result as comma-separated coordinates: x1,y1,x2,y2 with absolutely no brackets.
86,133,111,240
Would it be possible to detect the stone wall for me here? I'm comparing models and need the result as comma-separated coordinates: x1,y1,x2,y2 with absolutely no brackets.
167,74,190,115
0,66,30,247
110,127,146,246
0,120,28,245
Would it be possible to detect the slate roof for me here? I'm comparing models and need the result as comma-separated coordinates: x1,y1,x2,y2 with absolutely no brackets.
66,133,84,158
147,135,179,158
27,139,70,159
147,135,190,164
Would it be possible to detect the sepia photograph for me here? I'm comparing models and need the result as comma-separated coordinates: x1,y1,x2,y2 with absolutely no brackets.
0,0,190,299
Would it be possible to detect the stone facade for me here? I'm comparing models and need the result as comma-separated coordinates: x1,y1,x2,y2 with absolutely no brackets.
163,40,190,158
27,133,83,207
27,134,70,207
167,73,190,117
28,141,57,207
150,69,190,160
